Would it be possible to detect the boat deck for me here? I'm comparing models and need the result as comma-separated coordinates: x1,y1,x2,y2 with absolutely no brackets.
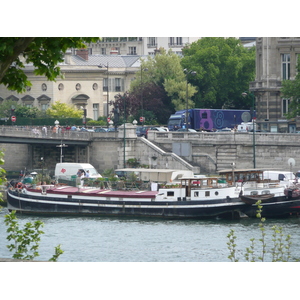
29,185,158,198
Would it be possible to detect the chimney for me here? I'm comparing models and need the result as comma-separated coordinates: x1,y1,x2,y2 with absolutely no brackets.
110,47,119,55
76,48,89,60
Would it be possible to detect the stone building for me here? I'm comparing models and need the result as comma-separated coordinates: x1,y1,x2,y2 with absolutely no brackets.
250,37,300,133
87,37,200,56
0,49,141,121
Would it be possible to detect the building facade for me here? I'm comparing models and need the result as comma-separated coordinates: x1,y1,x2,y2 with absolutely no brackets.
250,37,300,133
88,37,200,56
0,49,141,121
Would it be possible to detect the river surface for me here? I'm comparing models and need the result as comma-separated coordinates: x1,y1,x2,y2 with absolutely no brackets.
1,207,300,262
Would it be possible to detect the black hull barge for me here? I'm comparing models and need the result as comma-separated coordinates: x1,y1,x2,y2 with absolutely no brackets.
6,177,245,220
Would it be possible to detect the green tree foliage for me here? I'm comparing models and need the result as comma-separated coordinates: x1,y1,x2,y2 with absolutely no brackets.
4,210,63,261
130,49,197,124
181,37,256,109
0,37,99,92
0,150,6,205
46,101,84,118
16,106,40,118
227,201,294,262
281,56,300,118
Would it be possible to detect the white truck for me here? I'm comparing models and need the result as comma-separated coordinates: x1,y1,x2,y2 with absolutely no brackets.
263,170,295,187
237,122,255,132
55,163,102,181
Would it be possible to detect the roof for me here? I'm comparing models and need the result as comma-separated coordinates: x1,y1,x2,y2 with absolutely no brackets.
219,168,268,174
71,54,144,68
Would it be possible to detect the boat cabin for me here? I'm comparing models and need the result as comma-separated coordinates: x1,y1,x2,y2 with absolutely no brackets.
115,168,194,183
219,169,274,185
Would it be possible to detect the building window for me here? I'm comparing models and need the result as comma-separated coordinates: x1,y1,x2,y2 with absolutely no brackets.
169,37,183,46
128,47,136,55
282,98,290,115
93,103,99,120
58,83,64,90
282,54,290,80
93,83,98,90
103,78,108,92
148,37,157,48
41,103,49,111
101,48,106,55
76,83,81,91
115,78,121,92
42,83,47,91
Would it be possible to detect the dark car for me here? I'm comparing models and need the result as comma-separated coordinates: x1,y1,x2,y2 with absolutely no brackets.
94,127,108,132
136,126,148,137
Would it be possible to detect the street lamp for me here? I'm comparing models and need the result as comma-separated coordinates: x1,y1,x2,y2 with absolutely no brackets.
98,63,109,128
242,91,256,168
184,69,196,132
56,140,68,163
123,95,126,167
141,67,148,126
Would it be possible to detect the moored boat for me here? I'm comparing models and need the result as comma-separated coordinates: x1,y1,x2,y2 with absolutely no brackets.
219,168,300,218
240,193,275,205
6,177,245,219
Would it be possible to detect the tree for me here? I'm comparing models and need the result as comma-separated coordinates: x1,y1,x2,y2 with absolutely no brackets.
46,101,84,118
0,37,99,93
181,37,256,109
130,49,197,123
281,56,300,118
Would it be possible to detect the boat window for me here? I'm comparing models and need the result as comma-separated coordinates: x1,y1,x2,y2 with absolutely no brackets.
278,174,285,181
262,190,270,194
205,191,210,197
167,191,174,196
250,191,258,195
215,191,219,196
194,191,199,197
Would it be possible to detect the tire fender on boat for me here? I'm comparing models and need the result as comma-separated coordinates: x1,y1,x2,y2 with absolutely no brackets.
15,182,23,189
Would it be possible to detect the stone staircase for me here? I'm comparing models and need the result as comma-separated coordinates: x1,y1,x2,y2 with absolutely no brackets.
216,145,237,171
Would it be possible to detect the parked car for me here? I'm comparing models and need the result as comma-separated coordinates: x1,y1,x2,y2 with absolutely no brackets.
136,126,148,137
94,127,108,132
177,128,197,132
216,128,232,132
80,127,94,132
107,127,118,132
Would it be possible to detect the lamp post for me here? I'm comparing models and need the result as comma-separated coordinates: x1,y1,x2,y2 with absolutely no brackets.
184,69,196,132
141,67,148,126
123,95,126,168
56,140,68,163
98,63,109,128
242,91,256,168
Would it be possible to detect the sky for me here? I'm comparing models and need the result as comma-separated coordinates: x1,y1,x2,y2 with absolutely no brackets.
4,1,299,37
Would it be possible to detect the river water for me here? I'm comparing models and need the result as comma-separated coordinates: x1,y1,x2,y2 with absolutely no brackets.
1,207,300,262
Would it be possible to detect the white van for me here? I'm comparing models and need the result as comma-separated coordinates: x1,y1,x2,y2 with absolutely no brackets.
237,122,254,132
55,163,102,181
263,170,295,187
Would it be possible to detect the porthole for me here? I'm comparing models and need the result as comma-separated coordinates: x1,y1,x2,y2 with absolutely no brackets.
42,83,47,91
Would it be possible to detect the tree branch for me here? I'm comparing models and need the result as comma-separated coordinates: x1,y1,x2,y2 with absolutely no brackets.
0,37,35,82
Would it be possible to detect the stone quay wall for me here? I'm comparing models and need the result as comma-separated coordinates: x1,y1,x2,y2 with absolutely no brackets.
1,127,300,176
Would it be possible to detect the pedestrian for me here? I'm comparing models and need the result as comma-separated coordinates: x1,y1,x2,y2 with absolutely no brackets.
85,170,90,178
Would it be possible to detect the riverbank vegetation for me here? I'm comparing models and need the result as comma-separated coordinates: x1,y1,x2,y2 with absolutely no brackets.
227,201,297,262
